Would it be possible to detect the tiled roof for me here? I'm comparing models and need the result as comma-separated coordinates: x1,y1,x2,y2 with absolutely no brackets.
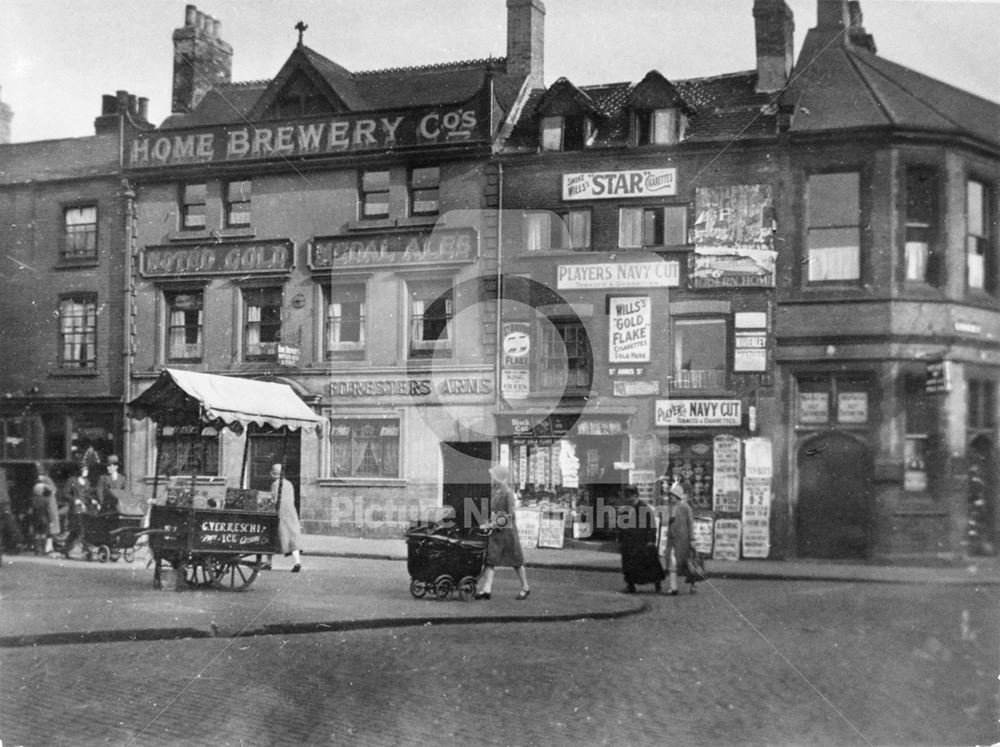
0,135,120,184
784,29,1000,148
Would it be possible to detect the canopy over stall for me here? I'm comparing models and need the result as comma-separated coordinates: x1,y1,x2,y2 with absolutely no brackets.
127,368,325,432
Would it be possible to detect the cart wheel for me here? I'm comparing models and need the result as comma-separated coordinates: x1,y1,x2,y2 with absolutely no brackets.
433,575,455,599
457,576,477,600
123,547,136,563
409,579,428,598
84,547,94,562
96,545,111,563
211,554,261,592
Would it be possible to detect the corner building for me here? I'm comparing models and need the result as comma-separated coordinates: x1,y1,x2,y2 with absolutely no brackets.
125,4,543,535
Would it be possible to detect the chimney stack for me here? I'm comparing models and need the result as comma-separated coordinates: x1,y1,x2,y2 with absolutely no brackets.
753,0,795,93
847,1,877,52
94,90,151,134
817,0,850,30
172,4,232,114
507,0,545,88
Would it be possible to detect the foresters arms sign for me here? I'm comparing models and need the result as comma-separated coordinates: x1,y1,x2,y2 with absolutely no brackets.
310,228,477,269
127,102,486,168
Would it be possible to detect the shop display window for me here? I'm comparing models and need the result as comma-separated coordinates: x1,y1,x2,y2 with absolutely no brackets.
158,425,220,477
661,440,715,511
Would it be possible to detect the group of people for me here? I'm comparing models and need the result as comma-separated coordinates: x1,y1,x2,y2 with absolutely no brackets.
470,465,702,600
27,456,129,555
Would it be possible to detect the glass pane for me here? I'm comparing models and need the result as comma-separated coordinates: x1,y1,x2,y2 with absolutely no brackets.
184,183,207,203
411,167,439,189
672,318,726,389
525,212,549,251
967,180,985,235
362,170,390,191
619,208,643,248
653,109,675,144
227,180,251,201
663,206,687,245
807,228,860,281
808,172,860,227
541,116,562,151
567,211,591,249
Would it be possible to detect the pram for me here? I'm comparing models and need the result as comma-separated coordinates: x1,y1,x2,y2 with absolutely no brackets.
405,523,491,600
78,512,144,563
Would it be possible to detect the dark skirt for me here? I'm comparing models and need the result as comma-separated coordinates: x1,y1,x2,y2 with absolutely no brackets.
486,526,524,567
620,543,665,585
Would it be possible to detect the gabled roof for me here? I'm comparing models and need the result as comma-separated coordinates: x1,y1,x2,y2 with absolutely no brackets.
536,77,606,119
627,70,689,113
161,45,509,130
784,26,1000,149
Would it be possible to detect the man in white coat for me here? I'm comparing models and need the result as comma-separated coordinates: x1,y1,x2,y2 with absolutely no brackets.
270,464,302,572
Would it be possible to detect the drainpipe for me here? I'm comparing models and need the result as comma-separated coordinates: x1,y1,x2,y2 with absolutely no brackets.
494,161,504,442
121,174,136,476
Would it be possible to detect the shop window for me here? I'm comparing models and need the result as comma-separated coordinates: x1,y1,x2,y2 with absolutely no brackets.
324,284,366,356
158,425,220,477
539,319,592,390
409,167,440,216
661,439,715,511
541,115,591,151
360,170,390,219
619,206,687,248
225,180,252,228
1,418,33,460
409,281,452,358
904,167,940,285
966,179,995,293
329,419,400,478
165,290,204,362
525,210,591,251
806,171,861,282
62,205,98,260
671,318,726,390
969,379,997,431
904,375,934,492
243,287,283,360
181,183,207,230
59,295,97,369
633,108,684,146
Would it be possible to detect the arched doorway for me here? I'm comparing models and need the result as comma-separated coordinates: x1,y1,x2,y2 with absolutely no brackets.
796,432,874,559
967,435,997,556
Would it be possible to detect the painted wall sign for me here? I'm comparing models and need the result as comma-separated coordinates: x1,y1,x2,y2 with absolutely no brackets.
655,399,742,427
562,169,676,201
141,239,293,277
557,261,679,289
310,228,477,269
691,184,775,288
127,100,487,168
328,375,493,399
613,380,660,397
608,296,651,363
688,246,777,288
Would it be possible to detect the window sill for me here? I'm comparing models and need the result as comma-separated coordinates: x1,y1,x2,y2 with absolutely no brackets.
217,227,256,239
318,477,407,488
346,218,395,231
50,368,100,377
54,258,100,270
396,215,439,228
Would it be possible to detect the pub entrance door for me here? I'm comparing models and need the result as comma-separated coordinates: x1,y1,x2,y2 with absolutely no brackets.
248,425,301,512
442,441,492,532
796,432,874,559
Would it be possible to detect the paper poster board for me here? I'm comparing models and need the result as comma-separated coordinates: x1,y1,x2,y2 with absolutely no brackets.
692,515,714,556
743,437,773,479
515,509,540,549
741,477,771,558
537,509,566,549
713,435,742,513
713,518,742,561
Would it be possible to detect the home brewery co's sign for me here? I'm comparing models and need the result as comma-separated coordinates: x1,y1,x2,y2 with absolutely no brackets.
127,98,487,168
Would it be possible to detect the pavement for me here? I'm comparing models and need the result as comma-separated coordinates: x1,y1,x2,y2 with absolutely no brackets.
0,534,994,650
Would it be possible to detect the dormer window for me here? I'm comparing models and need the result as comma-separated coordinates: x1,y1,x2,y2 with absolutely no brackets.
541,115,592,151
634,108,684,146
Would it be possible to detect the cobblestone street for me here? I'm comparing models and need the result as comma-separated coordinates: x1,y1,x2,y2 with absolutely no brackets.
2,557,996,746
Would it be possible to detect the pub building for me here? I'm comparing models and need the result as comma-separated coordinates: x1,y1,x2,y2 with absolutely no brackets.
123,2,545,535
495,56,780,551
495,0,1000,563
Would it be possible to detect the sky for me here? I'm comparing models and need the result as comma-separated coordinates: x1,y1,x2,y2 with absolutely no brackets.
2,0,999,144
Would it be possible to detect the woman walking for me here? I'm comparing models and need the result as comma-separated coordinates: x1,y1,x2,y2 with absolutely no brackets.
475,464,530,600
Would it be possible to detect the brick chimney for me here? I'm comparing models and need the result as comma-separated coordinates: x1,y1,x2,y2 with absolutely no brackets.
94,90,152,135
507,0,545,88
0,86,12,144
753,0,795,93
816,0,850,30
847,1,877,53
172,5,232,114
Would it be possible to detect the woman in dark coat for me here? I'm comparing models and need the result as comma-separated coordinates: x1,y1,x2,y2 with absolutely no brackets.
474,464,530,600
617,485,663,593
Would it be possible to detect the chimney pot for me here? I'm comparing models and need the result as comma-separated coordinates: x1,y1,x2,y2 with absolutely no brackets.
138,97,149,121
817,0,850,30
754,0,794,93
213,18,222,37
185,5,197,26
101,94,117,115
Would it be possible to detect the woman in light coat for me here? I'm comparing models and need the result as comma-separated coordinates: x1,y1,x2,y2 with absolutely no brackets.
270,464,302,572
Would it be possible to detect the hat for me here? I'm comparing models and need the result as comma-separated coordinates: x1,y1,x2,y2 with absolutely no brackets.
107,455,120,465
489,464,511,482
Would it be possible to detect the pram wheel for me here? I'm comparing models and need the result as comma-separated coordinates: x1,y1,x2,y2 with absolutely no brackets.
96,545,111,563
123,547,136,563
409,579,428,598
458,576,477,601
433,575,455,599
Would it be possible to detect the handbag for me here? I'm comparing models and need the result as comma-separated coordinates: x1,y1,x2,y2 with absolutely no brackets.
685,547,708,583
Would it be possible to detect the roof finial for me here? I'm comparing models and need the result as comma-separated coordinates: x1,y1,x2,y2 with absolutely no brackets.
295,20,308,47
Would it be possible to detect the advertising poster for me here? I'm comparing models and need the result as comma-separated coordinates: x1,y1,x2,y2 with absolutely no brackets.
712,434,742,513
693,515,715,556
743,437,773,479
501,322,531,400
538,510,566,549
608,296,651,363
713,519,742,561
515,509,540,549
741,477,771,559
655,399,742,427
